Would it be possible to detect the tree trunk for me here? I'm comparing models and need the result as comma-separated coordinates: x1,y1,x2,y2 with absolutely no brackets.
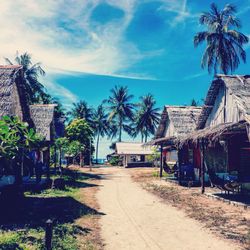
119,124,122,142
145,134,148,143
80,151,83,167
59,148,62,177
141,133,144,143
96,133,100,164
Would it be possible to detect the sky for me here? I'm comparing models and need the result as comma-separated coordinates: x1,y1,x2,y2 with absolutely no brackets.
0,0,250,157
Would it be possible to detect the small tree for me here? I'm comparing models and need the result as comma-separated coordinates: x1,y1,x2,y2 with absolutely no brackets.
66,119,94,166
0,116,43,183
55,137,69,173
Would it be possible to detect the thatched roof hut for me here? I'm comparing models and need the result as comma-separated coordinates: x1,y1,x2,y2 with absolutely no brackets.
181,75,250,145
197,75,250,129
0,65,33,126
149,106,202,145
29,104,57,141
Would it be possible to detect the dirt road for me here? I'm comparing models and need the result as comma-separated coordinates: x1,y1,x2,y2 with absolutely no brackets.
97,167,239,250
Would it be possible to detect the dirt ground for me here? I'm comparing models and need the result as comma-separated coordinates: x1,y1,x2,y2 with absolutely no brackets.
129,167,250,250
97,167,240,250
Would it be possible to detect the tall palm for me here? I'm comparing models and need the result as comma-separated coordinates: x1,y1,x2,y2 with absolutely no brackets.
194,3,249,75
130,94,160,142
105,86,134,142
92,105,109,162
5,52,46,104
68,100,94,126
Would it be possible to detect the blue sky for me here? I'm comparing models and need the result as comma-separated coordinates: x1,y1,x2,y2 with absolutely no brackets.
0,0,250,157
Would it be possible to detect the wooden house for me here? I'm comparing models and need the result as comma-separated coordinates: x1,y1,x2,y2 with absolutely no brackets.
180,75,250,191
115,142,154,167
149,106,202,176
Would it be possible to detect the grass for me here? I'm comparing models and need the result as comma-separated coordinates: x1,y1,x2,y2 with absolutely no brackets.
0,168,101,250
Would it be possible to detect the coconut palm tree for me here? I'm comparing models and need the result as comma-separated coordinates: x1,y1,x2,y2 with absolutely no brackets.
194,3,249,75
105,86,134,142
5,52,46,104
68,100,94,126
130,94,160,142
92,105,109,162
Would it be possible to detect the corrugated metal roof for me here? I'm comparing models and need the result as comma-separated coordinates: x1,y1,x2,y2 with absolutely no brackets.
116,142,154,155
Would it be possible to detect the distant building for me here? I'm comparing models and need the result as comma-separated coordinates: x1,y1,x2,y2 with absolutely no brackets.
115,142,154,167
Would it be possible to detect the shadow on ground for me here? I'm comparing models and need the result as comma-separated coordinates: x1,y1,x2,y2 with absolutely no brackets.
0,168,105,230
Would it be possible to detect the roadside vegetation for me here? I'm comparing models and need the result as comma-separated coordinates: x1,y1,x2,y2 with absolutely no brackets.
0,167,103,250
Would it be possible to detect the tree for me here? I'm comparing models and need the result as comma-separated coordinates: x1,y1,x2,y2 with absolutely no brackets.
190,99,198,106
105,86,134,142
66,119,94,166
130,94,160,142
55,137,69,172
194,3,249,75
0,116,43,183
67,100,94,126
92,105,109,163
5,52,47,104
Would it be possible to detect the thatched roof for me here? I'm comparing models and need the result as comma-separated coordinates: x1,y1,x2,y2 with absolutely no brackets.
179,120,247,147
116,142,153,155
29,104,57,141
155,106,202,139
197,75,250,129
0,65,32,125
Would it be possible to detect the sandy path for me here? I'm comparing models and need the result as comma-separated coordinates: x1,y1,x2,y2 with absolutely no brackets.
97,168,239,250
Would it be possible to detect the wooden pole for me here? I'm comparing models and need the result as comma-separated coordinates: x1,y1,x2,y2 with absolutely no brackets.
177,149,181,185
45,219,53,250
201,139,205,194
160,144,163,178
89,137,92,171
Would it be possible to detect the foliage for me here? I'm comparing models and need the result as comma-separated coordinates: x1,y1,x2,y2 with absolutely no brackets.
66,141,83,158
194,3,249,75
146,148,160,164
5,52,47,104
0,116,43,159
92,105,109,161
0,232,26,250
129,94,160,142
66,119,94,165
67,100,94,126
105,85,134,142
109,156,121,166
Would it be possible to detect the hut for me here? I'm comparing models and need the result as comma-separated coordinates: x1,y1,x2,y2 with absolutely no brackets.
29,104,57,169
180,75,250,192
148,106,202,177
115,142,154,167
0,65,33,125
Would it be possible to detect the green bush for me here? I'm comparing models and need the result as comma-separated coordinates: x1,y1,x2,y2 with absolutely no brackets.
0,233,25,250
109,156,121,166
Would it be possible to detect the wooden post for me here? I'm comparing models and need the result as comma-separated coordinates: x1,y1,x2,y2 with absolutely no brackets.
160,144,163,178
45,219,53,250
89,137,92,171
201,139,205,194
177,149,181,185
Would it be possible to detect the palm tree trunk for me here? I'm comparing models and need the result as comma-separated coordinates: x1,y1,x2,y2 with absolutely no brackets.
141,133,144,143
96,132,100,164
119,118,122,142
145,134,148,143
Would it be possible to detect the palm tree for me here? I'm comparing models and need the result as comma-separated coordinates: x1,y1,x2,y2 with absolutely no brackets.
130,94,160,142
5,52,46,104
68,100,94,126
194,3,249,75
105,86,134,142
92,105,109,162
